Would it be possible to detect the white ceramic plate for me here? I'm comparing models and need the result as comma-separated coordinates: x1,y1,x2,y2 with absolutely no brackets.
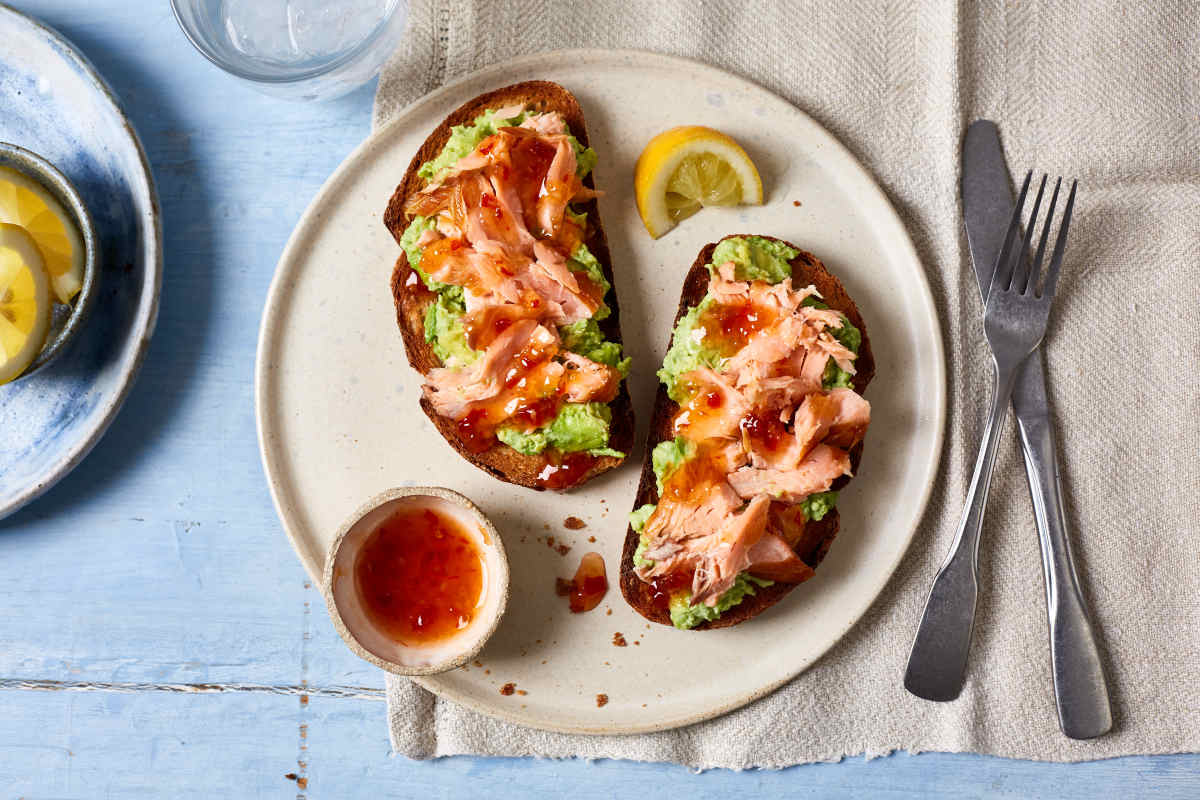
256,50,945,735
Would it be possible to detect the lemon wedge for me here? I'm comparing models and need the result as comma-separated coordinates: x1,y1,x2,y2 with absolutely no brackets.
0,166,84,304
0,223,52,385
634,126,763,239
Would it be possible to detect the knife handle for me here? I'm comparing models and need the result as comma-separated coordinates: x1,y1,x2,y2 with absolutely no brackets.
904,361,1019,702
1016,390,1113,739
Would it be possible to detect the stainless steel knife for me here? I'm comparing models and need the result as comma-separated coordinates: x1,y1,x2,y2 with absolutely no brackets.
960,120,1112,739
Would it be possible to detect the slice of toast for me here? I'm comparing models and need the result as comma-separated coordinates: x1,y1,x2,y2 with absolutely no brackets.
619,235,875,629
382,81,633,490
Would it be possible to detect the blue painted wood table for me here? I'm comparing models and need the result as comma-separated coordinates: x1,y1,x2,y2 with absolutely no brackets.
0,2,1196,797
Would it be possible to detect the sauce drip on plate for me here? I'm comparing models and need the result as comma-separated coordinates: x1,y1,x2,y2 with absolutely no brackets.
556,551,608,612
355,507,484,645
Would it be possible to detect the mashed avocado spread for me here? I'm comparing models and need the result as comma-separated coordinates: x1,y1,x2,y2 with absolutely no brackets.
633,236,860,629
496,402,624,458
668,574,774,629
401,108,625,457
708,235,798,283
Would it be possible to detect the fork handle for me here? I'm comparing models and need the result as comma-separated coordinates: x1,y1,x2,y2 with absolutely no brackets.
904,359,1018,701
1016,406,1113,738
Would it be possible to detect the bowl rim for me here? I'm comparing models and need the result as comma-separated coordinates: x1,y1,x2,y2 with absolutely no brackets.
0,141,99,378
167,0,406,86
321,486,511,676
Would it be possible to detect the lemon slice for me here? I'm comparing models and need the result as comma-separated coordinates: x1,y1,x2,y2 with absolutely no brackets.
0,223,52,385
634,126,763,239
0,166,84,304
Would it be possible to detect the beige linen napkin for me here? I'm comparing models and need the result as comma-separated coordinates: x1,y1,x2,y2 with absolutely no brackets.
375,0,1200,768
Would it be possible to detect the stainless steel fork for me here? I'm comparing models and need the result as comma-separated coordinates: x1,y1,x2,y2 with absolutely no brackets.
905,172,1078,701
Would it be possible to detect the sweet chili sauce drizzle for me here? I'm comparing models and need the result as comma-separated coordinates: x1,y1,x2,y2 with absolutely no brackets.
456,408,495,454
555,552,608,613
740,411,789,452
354,506,484,645
536,450,597,489
648,569,693,609
702,301,776,354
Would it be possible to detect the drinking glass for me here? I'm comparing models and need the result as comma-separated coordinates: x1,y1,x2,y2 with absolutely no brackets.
171,0,408,101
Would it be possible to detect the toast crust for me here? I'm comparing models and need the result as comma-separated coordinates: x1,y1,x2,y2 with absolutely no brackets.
383,81,633,490
618,236,875,629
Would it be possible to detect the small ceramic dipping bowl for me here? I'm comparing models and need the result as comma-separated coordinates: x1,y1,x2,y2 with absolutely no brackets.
323,487,509,676
0,142,99,378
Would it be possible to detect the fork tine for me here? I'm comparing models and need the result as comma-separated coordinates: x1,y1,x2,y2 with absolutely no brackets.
1028,177,1062,294
1041,179,1077,299
1014,174,1048,293
988,170,1032,299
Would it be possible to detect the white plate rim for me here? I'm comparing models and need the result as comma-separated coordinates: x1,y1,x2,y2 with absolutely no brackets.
256,48,946,735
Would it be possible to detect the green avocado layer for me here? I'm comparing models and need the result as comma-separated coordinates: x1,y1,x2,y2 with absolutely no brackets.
669,573,774,630
709,235,798,283
496,402,624,458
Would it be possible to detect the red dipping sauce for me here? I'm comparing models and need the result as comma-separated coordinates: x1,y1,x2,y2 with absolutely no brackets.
354,507,484,645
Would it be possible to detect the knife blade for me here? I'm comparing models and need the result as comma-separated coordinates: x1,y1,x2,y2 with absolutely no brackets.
960,120,1112,739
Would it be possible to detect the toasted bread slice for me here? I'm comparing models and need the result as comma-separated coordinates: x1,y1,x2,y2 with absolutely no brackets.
619,235,875,629
382,81,633,490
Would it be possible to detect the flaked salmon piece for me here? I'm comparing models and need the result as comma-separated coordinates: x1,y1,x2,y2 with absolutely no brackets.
433,210,465,241
690,494,772,605
422,238,525,305
641,479,743,570
672,367,750,441
416,227,442,249
532,241,582,292
792,345,829,392
745,531,815,583
459,171,538,251
535,137,580,238
725,303,855,393
518,111,567,136
522,244,600,324
726,443,852,503
409,132,535,252
492,102,527,120
560,351,620,403
481,140,538,249
748,387,869,471
792,388,871,459
768,501,808,548
770,501,835,563
423,319,555,418
815,330,858,375
708,261,752,304
724,314,809,389
640,490,771,605
758,279,821,314
752,375,817,423
741,407,807,471
404,182,456,218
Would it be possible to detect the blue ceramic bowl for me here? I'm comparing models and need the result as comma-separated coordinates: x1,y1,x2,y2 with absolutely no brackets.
0,141,99,379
